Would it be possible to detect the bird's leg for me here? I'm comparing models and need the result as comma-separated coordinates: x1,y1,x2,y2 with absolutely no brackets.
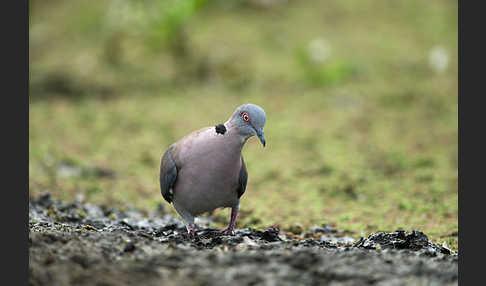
186,223,196,237
174,201,196,237
222,203,240,235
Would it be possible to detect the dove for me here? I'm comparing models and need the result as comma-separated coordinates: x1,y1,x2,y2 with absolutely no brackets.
160,103,266,235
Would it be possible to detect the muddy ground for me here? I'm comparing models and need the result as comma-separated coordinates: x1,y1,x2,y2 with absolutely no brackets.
29,193,458,286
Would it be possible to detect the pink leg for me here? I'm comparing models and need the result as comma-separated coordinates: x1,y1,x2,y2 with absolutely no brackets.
174,201,196,237
187,223,196,236
222,204,239,235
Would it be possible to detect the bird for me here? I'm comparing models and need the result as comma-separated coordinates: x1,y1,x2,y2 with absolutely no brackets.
159,103,266,236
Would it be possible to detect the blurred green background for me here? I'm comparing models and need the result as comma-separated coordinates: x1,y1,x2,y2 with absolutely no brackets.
29,0,458,249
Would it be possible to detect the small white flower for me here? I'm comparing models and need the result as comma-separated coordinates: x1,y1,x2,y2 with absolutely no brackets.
308,38,331,64
428,46,449,73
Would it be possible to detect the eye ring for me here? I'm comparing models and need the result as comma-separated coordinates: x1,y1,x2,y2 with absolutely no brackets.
241,112,250,122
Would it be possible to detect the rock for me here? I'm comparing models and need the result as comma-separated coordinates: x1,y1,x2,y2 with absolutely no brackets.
308,225,336,234
354,230,454,256
287,223,304,235
123,242,136,252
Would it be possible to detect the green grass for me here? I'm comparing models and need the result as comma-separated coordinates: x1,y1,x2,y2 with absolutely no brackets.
29,0,458,250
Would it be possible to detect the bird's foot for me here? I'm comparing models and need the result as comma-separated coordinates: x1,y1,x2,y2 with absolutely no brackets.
221,227,235,236
222,205,239,236
185,224,197,238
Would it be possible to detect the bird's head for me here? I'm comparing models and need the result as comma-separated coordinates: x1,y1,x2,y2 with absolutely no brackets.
227,103,266,147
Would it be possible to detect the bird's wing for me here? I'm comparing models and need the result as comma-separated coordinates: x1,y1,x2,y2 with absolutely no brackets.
237,156,248,198
160,146,178,203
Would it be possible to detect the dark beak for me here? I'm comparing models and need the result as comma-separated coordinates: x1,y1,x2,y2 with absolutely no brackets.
256,129,266,147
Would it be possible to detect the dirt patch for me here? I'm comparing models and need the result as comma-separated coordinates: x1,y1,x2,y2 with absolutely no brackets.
29,193,458,286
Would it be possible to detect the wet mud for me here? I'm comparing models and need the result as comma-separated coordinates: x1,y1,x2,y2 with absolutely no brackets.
29,193,457,286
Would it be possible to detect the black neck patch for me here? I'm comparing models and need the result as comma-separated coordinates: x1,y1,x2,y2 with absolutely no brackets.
215,124,227,135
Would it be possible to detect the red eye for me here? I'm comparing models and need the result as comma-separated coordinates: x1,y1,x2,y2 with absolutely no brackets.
241,112,250,122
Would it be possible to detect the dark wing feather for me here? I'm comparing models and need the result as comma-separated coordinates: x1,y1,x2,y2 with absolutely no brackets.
237,156,248,198
160,146,178,203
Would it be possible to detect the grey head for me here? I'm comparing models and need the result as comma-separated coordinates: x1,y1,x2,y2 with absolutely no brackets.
226,103,266,147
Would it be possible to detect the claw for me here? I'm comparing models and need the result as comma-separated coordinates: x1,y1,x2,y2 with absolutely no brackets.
221,228,235,236
222,204,239,236
186,224,197,238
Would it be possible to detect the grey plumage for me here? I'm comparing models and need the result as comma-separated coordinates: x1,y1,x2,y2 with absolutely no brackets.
159,146,178,203
159,103,266,235
237,157,248,199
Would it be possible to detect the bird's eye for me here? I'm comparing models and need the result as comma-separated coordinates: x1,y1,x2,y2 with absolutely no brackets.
241,112,250,122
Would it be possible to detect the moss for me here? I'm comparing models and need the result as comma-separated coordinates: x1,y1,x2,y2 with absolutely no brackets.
82,225,98,231
76,209,87,218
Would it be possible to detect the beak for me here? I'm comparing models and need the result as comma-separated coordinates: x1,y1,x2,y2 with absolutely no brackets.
256,129,266,147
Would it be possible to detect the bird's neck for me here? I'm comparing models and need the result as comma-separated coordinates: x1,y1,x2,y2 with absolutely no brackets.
223,120,249,148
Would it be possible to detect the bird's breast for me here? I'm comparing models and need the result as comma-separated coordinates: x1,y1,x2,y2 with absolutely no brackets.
172,129,243,215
